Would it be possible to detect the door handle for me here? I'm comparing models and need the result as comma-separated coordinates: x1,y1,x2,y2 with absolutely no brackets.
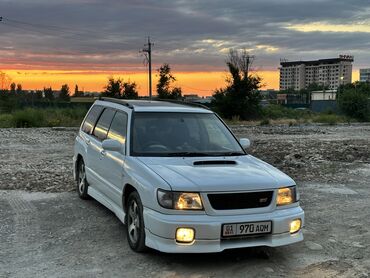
100,150,106,156
85,139,90,145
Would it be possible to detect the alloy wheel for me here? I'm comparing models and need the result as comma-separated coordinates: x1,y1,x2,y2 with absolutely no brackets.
78,163,86,194
128,200,140,244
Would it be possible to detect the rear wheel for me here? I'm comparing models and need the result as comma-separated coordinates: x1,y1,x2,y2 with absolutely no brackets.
76,159,89,200
126,191,146,252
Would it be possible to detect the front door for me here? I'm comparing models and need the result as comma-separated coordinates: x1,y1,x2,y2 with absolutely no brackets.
98,111,128,207
88,107,116,195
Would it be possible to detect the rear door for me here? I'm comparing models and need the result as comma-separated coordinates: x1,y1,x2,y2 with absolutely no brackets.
98,111,128,207
88,107,116,194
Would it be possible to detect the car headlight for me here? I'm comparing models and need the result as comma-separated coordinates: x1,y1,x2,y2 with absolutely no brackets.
276,186,298,206
157,189,203,210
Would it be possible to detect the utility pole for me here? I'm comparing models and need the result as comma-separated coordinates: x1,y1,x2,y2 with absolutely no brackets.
142,37,153,99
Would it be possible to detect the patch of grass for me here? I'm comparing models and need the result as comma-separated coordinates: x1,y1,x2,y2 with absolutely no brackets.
259,118,270,126
12,109,45,128
0,107,88,128
312,114,342,125
261,105,312,120
0,114,13,128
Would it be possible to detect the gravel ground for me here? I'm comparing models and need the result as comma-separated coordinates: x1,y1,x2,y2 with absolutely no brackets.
0,124,370,277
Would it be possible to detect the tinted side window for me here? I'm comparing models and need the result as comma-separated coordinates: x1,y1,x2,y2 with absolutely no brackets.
107,112,128,144
81,105,103,134
92,108,115,141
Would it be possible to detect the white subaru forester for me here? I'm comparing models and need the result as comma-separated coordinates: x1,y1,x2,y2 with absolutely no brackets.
73,98,304,253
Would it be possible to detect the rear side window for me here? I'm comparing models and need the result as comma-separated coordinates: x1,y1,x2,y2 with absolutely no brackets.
92,108,115,141
81,105,103,134
107,112,128,144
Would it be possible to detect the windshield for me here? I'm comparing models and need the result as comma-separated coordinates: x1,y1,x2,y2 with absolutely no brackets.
131,112,245,157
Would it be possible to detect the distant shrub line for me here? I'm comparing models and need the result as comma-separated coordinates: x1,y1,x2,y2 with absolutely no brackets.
0,108,88,128
0,105,354,128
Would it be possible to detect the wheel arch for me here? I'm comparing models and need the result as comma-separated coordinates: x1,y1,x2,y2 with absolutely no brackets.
122,184,137,212
75,153,84,181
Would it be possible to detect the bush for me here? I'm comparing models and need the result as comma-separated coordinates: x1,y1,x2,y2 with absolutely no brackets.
0,114,13,128
312,114,341,125
261,105,311,120
259,118,270,126
12,109,45,128
338,90,370,121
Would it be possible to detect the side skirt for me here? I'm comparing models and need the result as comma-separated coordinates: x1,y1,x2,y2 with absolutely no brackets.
88,187,126,224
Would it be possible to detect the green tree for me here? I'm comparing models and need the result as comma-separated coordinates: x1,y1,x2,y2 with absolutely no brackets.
211,49,262,120
156,64,182,99
338,82,370,121
44,87,54,101
122,81,139,99
0,71,12,93
306,82,329,92
59,84,70,101
103,77,122,98
74,84,83,97
10,83,16,94
35,90,43,99
16,84,23,94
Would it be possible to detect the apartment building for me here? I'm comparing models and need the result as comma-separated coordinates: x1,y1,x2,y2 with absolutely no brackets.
360,68,370,82
279,55,353,91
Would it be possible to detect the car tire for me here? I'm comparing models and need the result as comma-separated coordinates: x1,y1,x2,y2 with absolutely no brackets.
126,191,147,252
76,159,89,200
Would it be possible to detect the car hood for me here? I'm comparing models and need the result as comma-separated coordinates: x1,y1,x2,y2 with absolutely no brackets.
137,155,295,192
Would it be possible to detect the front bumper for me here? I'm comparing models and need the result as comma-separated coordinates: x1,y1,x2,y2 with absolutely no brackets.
143,206,304,253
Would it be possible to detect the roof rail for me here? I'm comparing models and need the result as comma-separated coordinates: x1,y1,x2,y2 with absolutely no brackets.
156,98,211,110
96,97,134,109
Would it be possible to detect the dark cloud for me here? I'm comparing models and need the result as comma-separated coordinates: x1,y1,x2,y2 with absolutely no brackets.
0,0,369,71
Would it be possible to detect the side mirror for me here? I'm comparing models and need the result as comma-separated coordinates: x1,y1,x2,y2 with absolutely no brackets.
239,138,251,149
102,139,124,153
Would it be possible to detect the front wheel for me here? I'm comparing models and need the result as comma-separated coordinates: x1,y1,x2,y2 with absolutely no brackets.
126,191,146,252
76,159,89,200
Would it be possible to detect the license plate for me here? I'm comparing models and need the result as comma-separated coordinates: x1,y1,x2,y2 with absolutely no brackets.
222,221,272,237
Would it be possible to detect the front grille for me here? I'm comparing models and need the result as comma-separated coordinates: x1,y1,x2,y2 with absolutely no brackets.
207,191,273,210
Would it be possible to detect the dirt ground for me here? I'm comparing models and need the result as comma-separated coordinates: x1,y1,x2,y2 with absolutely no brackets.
0,124,370,277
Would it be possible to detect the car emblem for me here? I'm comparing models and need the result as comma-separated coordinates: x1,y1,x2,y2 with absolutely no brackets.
259,198,268,203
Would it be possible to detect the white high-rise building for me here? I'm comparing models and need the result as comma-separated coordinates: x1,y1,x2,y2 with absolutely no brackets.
359,68,370,82
279,55,353,91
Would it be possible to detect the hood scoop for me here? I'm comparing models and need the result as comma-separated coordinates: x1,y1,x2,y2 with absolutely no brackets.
193,160,237,166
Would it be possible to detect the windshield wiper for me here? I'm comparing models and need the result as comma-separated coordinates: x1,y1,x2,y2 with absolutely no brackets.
166,152,213,157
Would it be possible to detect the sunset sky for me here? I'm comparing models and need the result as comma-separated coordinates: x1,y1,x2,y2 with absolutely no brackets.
0,0,368,96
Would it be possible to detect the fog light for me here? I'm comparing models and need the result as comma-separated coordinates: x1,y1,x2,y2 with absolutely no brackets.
290,219,302,234
176,228,195,243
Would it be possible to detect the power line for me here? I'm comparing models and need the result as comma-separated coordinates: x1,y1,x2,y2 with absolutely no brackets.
2,17,86,33
0,16,126,43
1,21,59,37
0,16,216,95
180,85,213,92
